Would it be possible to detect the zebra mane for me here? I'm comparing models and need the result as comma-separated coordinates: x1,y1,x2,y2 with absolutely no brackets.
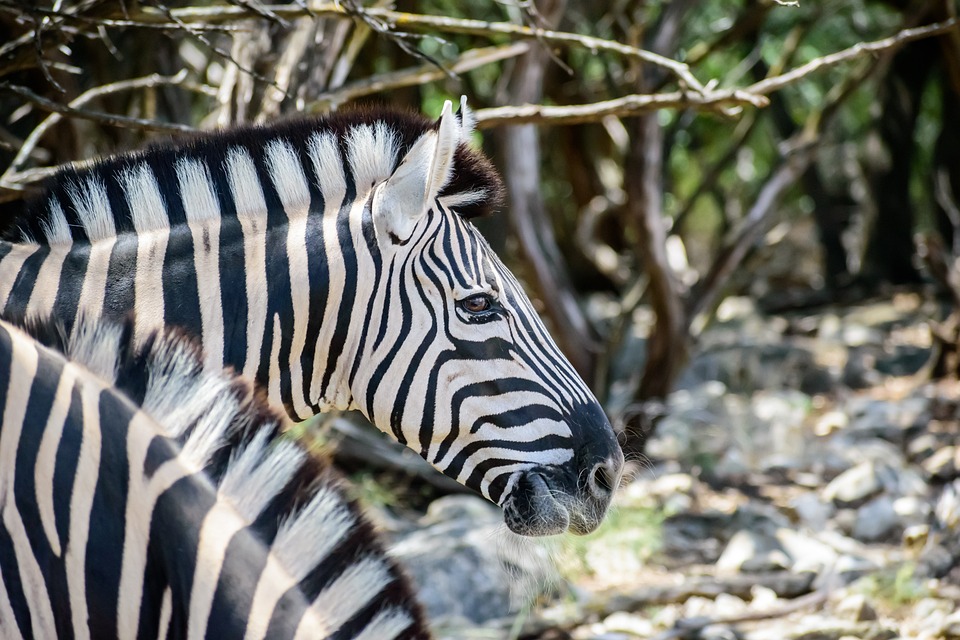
10,313,430,638
7,105,503,245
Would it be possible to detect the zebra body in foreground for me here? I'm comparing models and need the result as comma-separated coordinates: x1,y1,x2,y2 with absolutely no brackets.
0,315,429,639
0,99,623,536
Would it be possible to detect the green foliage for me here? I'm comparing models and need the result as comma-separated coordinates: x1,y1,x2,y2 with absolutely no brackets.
854,563,930,610
552,504,665,580
348,471,402,511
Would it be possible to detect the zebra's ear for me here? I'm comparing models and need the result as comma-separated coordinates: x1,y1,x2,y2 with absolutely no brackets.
375,100,459,244
456,95,476,138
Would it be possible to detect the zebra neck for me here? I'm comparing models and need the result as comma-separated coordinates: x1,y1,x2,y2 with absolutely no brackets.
0,202,376,422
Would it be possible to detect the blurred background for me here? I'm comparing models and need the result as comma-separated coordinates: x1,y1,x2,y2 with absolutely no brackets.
2,1,959,638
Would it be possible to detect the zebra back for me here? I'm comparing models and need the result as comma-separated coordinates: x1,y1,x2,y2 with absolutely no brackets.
0,314,429,640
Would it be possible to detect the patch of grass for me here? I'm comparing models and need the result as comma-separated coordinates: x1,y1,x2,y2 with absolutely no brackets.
347,471,402,511
854,563,930,610
552,504,666,581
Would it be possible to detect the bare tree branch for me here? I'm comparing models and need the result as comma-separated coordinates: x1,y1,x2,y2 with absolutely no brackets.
112,3,713,94
746,17,959,95
475,89,767,127
0,80,195,135
0,71,195,192
686,144,815,326
309,42,530,109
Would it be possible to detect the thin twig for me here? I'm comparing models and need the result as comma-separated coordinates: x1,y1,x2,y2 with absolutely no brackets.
337,0,447,75
152,0,288,104
475,17,957,127
474,89,767,127
309,42,530,109
0,71,193,191
649,587,830,640
0,82,196,134
746,17,959,95
124,3,710,94
226,0,289,28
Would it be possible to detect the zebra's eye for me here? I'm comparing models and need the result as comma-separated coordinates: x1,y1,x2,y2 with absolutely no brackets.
459,294,493,315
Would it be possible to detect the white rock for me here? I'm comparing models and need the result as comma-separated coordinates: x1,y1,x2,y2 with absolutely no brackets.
835,553,877,578
823,461,883,505
893,495,932,528
602,611,654,636
815,409,849,436
717,529,790,573
835,592,878,621
775,528,839,573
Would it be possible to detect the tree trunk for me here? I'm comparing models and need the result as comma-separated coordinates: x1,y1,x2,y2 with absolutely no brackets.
861,35,937,284
494,0,599,380
619,0,698,457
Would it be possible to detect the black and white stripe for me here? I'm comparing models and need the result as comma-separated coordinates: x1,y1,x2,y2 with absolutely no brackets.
0,99,623,536
0,315,429,639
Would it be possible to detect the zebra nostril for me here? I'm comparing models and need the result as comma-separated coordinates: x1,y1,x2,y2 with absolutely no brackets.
588,460,618,498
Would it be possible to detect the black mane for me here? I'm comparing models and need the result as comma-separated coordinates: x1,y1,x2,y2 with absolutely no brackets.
6,105,503,244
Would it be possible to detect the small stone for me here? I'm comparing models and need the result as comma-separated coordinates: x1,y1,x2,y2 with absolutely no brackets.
940,611,960,639
717,529,790,573
602,611,653,636
775,528,839,573
835,593,878,622
907,433,939,461
823,462,883,506
751,585,779,608
700,624,739,640
815,410,848,436
833,508,858,536
902,524,930,554
835,554,876,580
843,324,882,346
894,466,930,497
818,314,842,340
912,597,954,619
790,493,834,530
843,349,882,389
650,604,680,629
924,446,960,480
853,495,899,542
714,593,746,615
893,495,931,528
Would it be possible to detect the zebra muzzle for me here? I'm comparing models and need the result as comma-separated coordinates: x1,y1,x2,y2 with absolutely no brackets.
502,470,572,536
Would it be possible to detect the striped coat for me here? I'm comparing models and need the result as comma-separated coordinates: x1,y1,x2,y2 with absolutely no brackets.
0,315,429,639
0,99,623,537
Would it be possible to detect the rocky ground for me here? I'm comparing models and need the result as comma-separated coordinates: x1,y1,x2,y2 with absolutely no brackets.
349,291,960,640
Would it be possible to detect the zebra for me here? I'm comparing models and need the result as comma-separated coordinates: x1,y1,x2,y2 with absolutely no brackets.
0,313,430,639
0,98,624,537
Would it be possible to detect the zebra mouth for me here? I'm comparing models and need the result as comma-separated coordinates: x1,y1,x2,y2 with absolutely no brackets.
501,468,611,537
502,471,571,536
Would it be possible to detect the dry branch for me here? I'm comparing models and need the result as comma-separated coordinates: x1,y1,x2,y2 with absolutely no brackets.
515,571,817,637
746,17,959,95
476,17,958,127
117,3,713,94
0,71,195,192
0,82,194,136
474,89,767,128
686,144,815,326
309,42,531,109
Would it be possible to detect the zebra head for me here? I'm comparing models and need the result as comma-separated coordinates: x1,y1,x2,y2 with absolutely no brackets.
351,100,624,536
